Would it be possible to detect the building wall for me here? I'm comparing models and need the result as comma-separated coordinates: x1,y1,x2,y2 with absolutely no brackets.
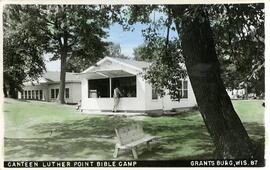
163,77,197,110
81,58,197,113
144,77,197,111
18,82,81,104
81,75,197,112
48,82,81,104
18,84,49,101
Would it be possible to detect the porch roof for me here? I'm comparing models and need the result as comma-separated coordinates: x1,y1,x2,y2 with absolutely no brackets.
79,69,135,79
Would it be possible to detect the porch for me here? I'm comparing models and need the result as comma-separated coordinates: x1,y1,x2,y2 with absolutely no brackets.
80,69,147,112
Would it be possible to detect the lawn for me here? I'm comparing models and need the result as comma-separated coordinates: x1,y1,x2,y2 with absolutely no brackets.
3,98,264,160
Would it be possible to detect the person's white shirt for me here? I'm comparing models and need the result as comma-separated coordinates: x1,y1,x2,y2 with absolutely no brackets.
113,88,122,98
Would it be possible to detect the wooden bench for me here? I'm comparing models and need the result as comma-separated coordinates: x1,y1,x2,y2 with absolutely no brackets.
113,124,155,159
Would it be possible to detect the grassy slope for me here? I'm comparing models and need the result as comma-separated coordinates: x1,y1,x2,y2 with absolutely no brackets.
3,98,264,160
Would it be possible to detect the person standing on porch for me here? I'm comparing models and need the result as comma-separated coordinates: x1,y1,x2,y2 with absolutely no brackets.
113,86,122,112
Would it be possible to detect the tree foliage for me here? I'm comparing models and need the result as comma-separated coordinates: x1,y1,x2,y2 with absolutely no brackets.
125,4,264,159
3,5,48,98
210,4,264,96
132,4,264,98
3,5,121,102
105,42,129,59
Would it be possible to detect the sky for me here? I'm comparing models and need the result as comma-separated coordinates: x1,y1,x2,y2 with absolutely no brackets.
44,11,178,72
44,23,148,71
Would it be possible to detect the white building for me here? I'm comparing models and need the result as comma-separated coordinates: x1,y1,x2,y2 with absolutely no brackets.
18,71,81,104
226,88,246,99
80,57,197,113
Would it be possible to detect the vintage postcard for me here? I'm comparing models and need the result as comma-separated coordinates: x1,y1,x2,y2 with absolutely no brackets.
0,0,268,168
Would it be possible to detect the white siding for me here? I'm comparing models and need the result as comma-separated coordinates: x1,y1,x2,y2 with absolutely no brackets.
48,82,81,103
18,82,81,104
145,77,197,111
18,84,49,101
81,58,198,112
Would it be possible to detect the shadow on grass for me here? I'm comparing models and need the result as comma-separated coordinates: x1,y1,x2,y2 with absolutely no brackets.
4,115,265,160
30,116,137,139
243,122,265,160
5,138,114,160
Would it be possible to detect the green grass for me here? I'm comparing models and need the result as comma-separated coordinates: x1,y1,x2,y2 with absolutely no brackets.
3,98,264,160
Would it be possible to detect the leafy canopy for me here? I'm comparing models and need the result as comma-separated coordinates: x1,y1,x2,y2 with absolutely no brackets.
130,4,264,99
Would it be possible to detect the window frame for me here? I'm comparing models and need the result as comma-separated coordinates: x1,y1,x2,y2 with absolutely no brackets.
39,90,43,100
51,89,55,99
32,90,35,99
111,76,137,98
152,87,158,100
35,90,39,100
87,76,137,98
28,90,31,99
24,91,27,99
56,89,59,99
65,88,69,98
88,78,110,98
182,80,188,99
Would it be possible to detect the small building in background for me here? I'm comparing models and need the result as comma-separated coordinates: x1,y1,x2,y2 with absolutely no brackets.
226,88,246,99
18,71,81,104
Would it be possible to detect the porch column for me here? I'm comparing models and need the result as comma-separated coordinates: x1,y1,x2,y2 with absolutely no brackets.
109,78,112,98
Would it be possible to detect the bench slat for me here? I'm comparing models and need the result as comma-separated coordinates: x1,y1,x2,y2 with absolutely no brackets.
114,124,155,159
116,124,145,145
118,135,155,149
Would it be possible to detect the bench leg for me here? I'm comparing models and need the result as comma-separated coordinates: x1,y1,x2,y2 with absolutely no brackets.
131,148,138,159
147,141,152,151
113,145,119,158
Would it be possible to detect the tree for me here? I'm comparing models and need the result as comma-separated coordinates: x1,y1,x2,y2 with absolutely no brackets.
133,4,265,98
42,5,113,104
133,43,157,62
126,4,264,158
3,5,47,98
210,4,264,97
105,42,129,59
4,5,116,103
171,5,254,159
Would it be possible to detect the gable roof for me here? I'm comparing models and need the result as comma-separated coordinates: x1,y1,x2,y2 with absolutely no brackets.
82,56,151,73
43,71,80,83
42,71,80,82
24,71,80,85
112,57,150,70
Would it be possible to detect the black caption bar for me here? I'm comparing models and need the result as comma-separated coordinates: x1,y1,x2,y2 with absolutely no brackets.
4,160,265,168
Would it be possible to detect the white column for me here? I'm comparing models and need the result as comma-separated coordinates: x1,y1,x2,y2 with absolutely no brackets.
109,78,112,98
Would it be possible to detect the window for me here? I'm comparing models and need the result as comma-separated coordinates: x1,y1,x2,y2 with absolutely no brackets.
183,80,188,98
32,90,35,99
111,76,136,97
36,90,39,100
28,90,31,99
65,88,69,98
51,89,55,99
56,89,59,99
152,87,158,100
24,91,27,99
177,80,188,99
39,90,43,100
88,78,110,98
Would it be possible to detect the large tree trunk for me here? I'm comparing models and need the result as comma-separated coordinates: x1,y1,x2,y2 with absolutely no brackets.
172,6,254,158
3,82,8,97
59,50,67,104
8,81,17,99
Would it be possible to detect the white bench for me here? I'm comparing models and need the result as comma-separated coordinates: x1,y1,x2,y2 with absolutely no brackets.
113,124,155,159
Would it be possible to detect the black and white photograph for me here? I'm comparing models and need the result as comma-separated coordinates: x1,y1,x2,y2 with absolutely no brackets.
0,0,267,168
